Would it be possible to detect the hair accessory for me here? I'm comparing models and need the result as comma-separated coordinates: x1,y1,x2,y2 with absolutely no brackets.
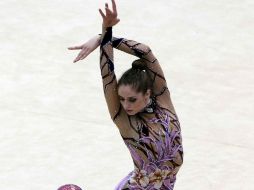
141,98,156,114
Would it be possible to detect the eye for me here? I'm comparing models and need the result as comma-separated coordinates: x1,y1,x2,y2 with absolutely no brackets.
129,98,137,103
119,97,124,102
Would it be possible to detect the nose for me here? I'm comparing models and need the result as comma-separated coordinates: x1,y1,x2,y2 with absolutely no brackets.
122,101,131,110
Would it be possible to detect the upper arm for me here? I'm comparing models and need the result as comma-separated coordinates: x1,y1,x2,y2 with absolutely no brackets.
112,38,171,108
100,28,130,129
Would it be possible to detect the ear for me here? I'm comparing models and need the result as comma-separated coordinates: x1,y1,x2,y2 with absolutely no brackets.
145,89,151,98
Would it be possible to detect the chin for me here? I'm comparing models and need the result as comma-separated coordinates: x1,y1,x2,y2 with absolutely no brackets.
126,110,137,115
127,113,136,116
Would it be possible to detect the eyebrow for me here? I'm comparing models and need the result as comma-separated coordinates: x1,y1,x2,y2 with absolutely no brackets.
119,96,137,99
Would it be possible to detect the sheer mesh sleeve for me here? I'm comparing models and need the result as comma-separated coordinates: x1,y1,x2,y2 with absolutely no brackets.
100,28,130,129
112,37,171,109
100,27,121,122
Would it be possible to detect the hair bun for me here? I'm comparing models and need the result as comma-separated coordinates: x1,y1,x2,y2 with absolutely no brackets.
132,59,147,70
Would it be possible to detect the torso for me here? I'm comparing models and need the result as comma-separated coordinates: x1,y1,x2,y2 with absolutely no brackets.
117,98,183,189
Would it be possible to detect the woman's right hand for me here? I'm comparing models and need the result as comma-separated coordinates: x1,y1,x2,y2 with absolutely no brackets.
68,35,101,63
99,0,120,28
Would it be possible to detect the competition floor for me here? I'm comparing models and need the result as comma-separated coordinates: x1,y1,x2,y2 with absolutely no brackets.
0,0,253,189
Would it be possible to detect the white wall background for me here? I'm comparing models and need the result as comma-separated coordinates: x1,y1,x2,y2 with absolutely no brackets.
0,0,253,189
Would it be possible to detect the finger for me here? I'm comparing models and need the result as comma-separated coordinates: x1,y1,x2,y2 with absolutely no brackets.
68,46,83,50
105,3,109,8
73,56,80,63
105,7,113,16
76,49,90,62
99,9,105,18
80,52,89,61
115,18,120,24
74,52,84,62
111,0,117,14
74,56,81,63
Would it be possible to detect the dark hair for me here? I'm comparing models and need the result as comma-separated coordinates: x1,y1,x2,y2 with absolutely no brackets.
117,59,153,95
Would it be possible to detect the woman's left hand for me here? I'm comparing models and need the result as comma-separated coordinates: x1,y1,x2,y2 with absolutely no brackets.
68,35,101,63
99,0,120,28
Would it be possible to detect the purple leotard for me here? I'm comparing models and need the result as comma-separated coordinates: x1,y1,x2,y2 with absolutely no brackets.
100,27,184,190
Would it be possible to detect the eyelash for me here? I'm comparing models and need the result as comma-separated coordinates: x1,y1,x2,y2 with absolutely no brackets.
120,98,137,103
129,98,137,103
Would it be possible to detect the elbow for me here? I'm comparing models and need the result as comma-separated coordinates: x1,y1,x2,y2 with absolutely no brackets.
142,43,152,55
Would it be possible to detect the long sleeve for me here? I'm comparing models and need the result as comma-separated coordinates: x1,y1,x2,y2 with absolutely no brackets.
100,33,183,189
100,27,126,127
112,37,172,110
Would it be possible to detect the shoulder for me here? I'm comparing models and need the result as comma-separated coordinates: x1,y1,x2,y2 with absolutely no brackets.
153,90,177,114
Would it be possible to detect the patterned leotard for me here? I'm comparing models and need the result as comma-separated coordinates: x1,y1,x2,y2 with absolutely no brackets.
100,27,184,190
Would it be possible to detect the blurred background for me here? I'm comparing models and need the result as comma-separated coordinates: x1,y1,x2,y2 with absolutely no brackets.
0,0,253,189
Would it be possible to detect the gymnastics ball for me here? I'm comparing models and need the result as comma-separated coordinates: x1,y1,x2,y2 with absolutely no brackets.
57,184,82,190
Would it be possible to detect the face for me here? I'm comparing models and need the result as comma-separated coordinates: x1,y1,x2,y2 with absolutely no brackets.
118,85,151,115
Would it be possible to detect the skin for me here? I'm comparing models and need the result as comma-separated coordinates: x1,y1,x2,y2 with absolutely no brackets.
118,85,151,115
68,0,120,62
68,1,152,116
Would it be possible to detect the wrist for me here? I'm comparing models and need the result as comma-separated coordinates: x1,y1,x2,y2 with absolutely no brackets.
102,24,112,32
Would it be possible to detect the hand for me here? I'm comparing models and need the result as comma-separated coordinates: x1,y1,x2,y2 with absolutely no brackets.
99,0,120,28
68,35,100,63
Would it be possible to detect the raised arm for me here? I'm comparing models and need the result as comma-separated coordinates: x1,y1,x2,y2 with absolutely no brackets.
98,0,131,131
99,27,121,122
112,37,171,109
69,34,172,111
68,1,130,129
69,0,171,111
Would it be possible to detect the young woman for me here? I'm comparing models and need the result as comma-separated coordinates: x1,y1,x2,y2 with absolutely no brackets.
68,0,184,189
